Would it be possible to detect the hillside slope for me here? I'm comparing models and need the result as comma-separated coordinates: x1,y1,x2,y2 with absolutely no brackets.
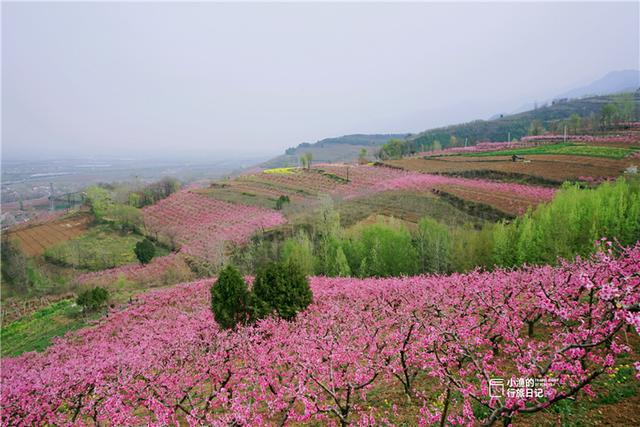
402,92,640,154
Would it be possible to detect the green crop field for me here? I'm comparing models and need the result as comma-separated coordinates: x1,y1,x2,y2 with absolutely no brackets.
462,143,639,159
0,300,85,357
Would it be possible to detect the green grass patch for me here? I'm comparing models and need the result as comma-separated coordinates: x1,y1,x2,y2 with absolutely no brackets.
462,143,638,159
1,300,86,357
596,364,638,404
43,225,167,271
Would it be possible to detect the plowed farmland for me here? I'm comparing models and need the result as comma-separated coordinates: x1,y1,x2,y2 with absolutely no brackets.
6,213,91,256
434,184,540,215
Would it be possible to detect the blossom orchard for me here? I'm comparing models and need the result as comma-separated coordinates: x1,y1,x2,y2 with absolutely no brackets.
369,173,556,203
2,243,639,426
142,190,287,260
520,134,639,144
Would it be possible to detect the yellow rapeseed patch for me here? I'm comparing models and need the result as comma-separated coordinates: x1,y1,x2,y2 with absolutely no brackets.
263,167,297,175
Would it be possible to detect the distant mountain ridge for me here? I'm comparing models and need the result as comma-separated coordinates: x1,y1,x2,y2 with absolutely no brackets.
260,134,407,168
509,70,640,115
554,69,639,100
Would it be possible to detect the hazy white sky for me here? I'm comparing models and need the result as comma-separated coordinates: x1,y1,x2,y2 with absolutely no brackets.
2,1,639,160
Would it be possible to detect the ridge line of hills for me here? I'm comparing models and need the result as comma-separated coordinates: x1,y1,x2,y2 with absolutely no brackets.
261,87,639,169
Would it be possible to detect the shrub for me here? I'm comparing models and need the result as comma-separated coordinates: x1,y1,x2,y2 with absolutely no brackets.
134,238,156,264
210,265,251,329
252,261,312,320
77,287,109,313
275,195,290,210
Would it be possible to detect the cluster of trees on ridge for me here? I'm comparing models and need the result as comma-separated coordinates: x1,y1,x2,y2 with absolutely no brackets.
231,177,640,277
377,92,639,159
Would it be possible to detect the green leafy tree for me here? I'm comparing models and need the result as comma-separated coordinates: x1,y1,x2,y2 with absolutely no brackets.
109,204,143,231
77,287,109,313
134,238,156,264
344,218,418,277
614,93,635,123
210,265,252,329
378,139,408,159
128,192,142,208
358,148,368,164
281,232,314,276
331,246,352,277
488,178,640,268
568,113,581,134
528,120,544,136
1,239,30,293
252,261,312,320
450,224,494,272
86,186,113,219
130,177,181,208
300,152,313,170
318,237,352,277
415,217,452,273
600,103,619,129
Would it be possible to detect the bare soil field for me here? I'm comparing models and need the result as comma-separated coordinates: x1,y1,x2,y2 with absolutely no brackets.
387,154,635,183
6,212,91,256
435,184,543,216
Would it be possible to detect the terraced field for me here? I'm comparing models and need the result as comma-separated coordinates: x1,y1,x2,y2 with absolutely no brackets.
5,212,91,256
200,164,557,220
462,142,639,159
387,154,635,183
249,168,345,194
434,184,540,216
336,190,488,227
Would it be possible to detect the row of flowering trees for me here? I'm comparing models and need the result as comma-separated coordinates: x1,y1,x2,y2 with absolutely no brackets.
368,173,556,203
520,134,638,144
2,243,639,426
75,253,189,286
